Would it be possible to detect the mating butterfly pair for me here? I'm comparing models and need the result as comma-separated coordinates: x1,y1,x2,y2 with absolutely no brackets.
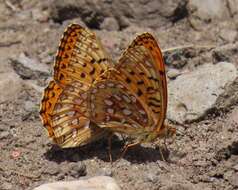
40,24,175,160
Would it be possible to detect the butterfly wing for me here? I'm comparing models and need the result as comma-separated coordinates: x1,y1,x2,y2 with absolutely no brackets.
88,80,149,137
88,33,168,142
53,24,113,85
40,24,112,147
114,33,168,133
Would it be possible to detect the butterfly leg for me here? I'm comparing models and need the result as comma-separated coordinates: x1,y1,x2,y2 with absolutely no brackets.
159,145,166,161
120,134,127,144
119,141,140,160
107,133,114,163
155,140,166,161
163,136,168,152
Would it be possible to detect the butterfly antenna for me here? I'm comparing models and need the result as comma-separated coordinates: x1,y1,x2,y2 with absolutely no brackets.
162,44,216,53
156,140,166,161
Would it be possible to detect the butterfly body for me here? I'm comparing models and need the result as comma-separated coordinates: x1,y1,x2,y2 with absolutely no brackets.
40,24,175,152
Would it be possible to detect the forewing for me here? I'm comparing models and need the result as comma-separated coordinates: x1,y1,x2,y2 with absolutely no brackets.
110,33,167,131
40,24,112,147
53,24,113,86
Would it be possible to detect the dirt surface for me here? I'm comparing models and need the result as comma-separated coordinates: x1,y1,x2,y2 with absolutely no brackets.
0,0,238,190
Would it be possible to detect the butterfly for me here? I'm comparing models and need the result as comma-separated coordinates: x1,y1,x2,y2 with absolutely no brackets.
40,24,175,160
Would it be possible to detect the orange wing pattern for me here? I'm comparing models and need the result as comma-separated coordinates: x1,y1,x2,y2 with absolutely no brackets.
40,24,112,147
88,33,173,143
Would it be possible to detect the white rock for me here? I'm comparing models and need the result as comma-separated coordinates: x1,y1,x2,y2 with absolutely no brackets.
100,17,120,31
167,68,181,79
167,62,237,123
18,53,49,73
189,0,229,19
219,28,237,43
33,176,121,190
0,70,23,103
227,0,238,16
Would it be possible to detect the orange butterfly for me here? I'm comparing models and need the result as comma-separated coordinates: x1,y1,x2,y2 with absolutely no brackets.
40,24,175,160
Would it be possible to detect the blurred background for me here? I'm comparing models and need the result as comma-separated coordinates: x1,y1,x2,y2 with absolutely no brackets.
0,1,237,190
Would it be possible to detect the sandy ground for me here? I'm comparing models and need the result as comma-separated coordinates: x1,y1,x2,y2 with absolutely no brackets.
0,0,238,190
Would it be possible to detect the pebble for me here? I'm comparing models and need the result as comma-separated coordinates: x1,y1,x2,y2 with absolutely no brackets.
167,68,181,79
167,62,237,123
43,164,60,175
1,182,13,190
97,167,113,177
189,0,229,19
67,162,87,177
100,17,120,31
233,164,238,171
24,100,35,112
33,176,121,190
0,71,23,103
0,131,10,140
18,53,49,74
144,172,159,183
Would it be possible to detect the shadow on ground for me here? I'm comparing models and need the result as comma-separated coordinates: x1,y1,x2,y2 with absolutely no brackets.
44,136,171,163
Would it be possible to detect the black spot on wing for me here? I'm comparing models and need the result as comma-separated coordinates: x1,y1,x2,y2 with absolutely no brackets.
89,67,96,75
90,58,96,64
80,73,86,78
126,77,131,83
137,80,144,85
137,89,143,96
129,71,135,75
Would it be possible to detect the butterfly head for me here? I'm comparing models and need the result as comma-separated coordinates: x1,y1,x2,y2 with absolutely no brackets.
142,124,176,143
157,124,176,139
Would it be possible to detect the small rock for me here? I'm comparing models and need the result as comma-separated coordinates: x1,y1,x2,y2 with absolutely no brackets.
32,9,49,22
233,164,238,171
225,171,238,187
144,172,159,183
227,108,238,127
39,50,54,65
18,53,49,73
227,0,238,16
115,159,131,167
97,167,113,177
224,170,233,180
56,173,65,180
212,43,238,64
189,0,229,20
167,68,181,79
24,80,44,93
0,71,23,103
219,28,237,43
33,176,121,190
68,162,87,177
167,62,237,123
1,182,13,190
100,17,120,31
24,100,35,112
43,164,60,175
0,131,10,140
